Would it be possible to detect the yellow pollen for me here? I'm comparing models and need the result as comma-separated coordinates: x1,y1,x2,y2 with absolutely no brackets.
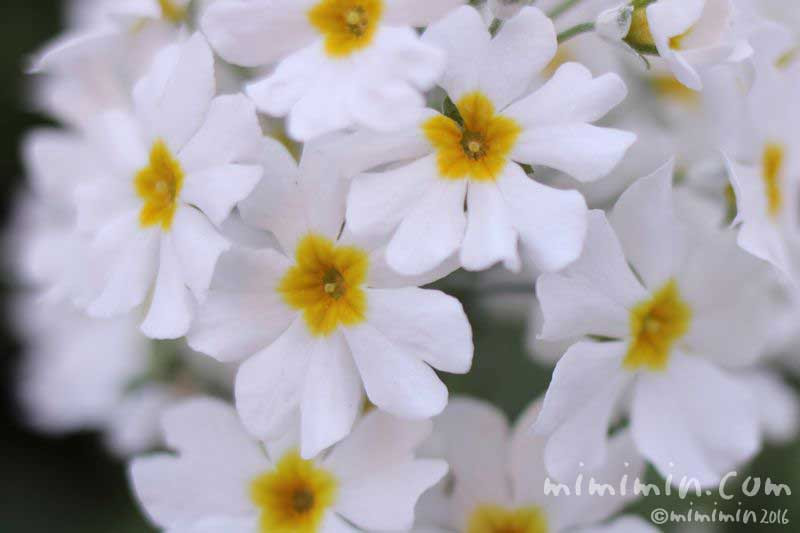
134,139,184,230
762,143,785,219
309,0,384,57
467,504,548,533
278,234,368,336
422,92,521,182
250,449,337,533
623,279,691,372
158,0,187,23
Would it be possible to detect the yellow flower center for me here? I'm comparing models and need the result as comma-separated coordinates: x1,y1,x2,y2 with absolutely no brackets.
309,0,384,58
762,143,785,219
278,234,368,336
158,0,187,23
134,139,184,230
422,92,522,182
251,449,338,533
467,504,548,533
651,75,700,107
623,279,691,372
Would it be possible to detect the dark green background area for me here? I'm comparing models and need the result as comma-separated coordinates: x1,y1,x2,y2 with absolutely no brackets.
0,1,797,531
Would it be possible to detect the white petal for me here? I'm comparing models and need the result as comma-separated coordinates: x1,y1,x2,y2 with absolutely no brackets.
170,206,231,300
546,432,646,530
344,321,448,419
367,247,461,289
166,515,258,533
460,181,521,272
386,177,467,276
364,287,473,373
320,512,360,533
325,410,432,476
741,371,800,444
610,159,685,289
631,353,761,486
133,33,215,151
335,459,448,531
536,210,647,341
497,163,588,272
325,114,435,177
140,234,195,339
511,123,636,183
87,210,159,318
234,318,315,441
384,0,466,27
534,341,631,482
160,397,268,471
346,155,439,239
300,335,362,458
86,110,148,178
422,6,490,102
130,399,267,529
200,0,316,67
178,94,264,174
478,7,557,110
504,63,629,128
188,247,294,362
725,155,794,278
181,165,262,226
436,397,512,512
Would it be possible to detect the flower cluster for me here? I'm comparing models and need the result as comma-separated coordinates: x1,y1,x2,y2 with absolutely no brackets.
11,0,800,531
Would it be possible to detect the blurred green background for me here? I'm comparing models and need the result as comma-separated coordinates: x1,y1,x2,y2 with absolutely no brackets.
0,1,798,531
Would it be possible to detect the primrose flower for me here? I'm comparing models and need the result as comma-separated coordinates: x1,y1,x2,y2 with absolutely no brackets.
74,34,264,339
534,159,772,486
602,0,752,91
414,397,655,533
130,397,447,533
340,6,635,277
724,28,800,282
201,0,463,140
187,144,473,458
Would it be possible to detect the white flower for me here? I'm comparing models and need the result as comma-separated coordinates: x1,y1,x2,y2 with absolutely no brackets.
414,397,654,533
74,34,264,339
130,397,447,532
341,6,635,277
617,0,752,90
14,296,228,456
187,143,473,458
533,159,772,486
723,28,800,281
201,0,462,141
30,0,191,128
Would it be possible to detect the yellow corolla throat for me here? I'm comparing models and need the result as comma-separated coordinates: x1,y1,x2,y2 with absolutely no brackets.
134,139,184,230
251,450,338,533
651,75,699,107
467,504,548,533
762,143,785,219
422,92,522,182
278,234,369,336
309,0,384,58
623,279,691,372
158,0,188,23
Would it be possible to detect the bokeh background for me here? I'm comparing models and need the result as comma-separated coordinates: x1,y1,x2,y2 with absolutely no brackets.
0,1,798,531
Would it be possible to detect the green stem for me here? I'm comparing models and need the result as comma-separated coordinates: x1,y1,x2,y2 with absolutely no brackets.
556,22,596,44
548,0,584,19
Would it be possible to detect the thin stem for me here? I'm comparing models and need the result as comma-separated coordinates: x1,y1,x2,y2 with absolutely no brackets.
548,0,584,19
556,22,595,44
